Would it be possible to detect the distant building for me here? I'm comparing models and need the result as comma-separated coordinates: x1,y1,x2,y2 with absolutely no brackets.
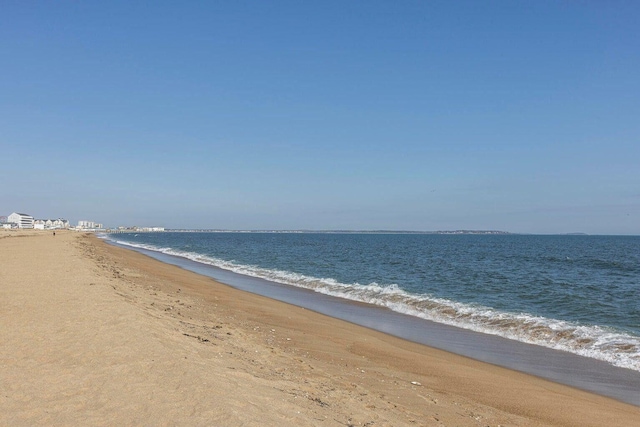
139,227,165,232
28,218,71,230
43,218,70,229
1,222,16,229
8,212,34,229
77,220,103,229
53,218,70,229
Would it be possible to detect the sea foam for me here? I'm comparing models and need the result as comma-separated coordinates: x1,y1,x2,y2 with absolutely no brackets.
112,238,640,372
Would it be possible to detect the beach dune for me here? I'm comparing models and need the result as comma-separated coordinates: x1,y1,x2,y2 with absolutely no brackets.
1,231,639,426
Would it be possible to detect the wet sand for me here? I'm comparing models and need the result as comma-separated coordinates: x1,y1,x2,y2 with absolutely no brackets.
2,230,639,426
122,241,640,406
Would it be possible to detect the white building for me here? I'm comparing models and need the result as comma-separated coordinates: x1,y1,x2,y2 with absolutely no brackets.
53,218,70,229
8,212,34,229
139,227,165,232
33,219,46,230
77,220,103,229
41,218,70,229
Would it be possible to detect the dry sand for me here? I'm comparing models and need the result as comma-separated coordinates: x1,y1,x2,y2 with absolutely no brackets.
1,230,639,426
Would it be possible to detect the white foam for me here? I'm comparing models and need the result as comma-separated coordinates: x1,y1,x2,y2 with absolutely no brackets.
109,237,640,372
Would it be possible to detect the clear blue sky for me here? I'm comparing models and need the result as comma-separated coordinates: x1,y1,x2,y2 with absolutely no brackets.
2,1,639,234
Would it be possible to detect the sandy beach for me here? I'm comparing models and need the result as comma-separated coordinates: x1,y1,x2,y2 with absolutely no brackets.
1,230,639,426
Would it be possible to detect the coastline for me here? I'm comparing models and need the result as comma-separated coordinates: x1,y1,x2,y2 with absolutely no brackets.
108,235,640,405
2,230,639,426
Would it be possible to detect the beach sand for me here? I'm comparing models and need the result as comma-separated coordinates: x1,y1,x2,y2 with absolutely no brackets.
1,230,639,426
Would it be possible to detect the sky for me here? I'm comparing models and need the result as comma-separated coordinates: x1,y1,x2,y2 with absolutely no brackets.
1,1,639,234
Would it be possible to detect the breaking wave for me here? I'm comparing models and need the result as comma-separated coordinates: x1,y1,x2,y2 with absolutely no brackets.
112,238,640,372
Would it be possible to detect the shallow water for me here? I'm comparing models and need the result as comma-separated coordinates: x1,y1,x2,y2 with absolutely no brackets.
108,232,640,373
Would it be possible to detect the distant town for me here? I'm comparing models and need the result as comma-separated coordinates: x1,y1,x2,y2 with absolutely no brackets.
0,212,164,233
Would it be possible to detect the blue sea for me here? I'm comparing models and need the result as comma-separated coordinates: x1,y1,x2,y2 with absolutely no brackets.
107,232,640,373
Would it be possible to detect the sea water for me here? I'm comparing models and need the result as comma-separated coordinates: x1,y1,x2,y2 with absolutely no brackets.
107,232,640,373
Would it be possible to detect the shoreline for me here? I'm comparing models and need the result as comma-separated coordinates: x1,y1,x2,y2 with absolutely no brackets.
2,230,639,426
108,236,640,405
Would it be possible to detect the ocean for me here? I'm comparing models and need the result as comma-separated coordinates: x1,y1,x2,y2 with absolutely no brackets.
106,232,639,374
